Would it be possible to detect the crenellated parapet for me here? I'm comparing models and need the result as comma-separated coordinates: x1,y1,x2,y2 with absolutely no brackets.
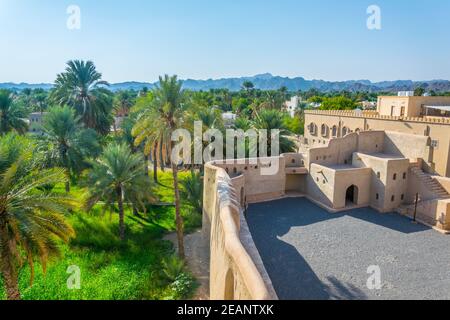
304,110,450,125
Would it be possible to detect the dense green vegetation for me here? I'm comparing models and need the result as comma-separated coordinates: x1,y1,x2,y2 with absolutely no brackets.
0,173,199,300
0,135,77,300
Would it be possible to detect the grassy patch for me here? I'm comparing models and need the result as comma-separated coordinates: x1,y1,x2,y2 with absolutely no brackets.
149,170,202,232
0,170,200,300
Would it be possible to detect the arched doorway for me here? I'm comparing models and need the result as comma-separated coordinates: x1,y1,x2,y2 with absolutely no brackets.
346,185,359,205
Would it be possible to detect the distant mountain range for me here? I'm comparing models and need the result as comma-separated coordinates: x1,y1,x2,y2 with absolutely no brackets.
2,73,450,93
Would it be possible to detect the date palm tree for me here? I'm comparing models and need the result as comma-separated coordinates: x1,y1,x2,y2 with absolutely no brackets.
0,134,76,300
50,60,113,134
130,91,162,182
84,143,155,241
180,172,203,215
114,91,135,117
133,75,186,258
0,90,28,135
242,81,255,93
40,106,101,192
252,109,296,155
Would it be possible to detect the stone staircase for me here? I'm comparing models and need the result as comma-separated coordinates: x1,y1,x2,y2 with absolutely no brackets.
410,167,449,199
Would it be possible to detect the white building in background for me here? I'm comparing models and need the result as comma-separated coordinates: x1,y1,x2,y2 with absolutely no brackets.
359,101,377,110
28,112,47,135
398,91,415,97
285,96,302,117
222,112,237,128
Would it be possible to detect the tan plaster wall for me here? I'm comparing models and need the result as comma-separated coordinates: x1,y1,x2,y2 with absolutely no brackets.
357,131,385,153
308,133,357,167
203,163,277,300
304,111,450,177
400,198,450,232
383,159,410,211
307,131,411,212
283,153,307,167
285,174,306,193
378,96,450,117
204,116,450,299
333,168,372,209
211,157,287,203
352,152,409,211
307,164,336,208
352,153,388,210
437,200,450,230
383,131,431,161
377,96,409,116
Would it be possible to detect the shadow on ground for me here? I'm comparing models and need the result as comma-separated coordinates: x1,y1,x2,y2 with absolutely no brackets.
246,197,430,300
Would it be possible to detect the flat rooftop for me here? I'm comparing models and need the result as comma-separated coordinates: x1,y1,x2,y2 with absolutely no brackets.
357,152,406,160
247,197,450,300
323,164,362,171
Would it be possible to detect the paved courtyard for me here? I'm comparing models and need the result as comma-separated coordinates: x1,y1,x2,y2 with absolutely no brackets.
247,197,450,300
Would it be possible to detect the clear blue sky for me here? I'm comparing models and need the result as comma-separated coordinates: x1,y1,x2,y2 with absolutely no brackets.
1,0,449,83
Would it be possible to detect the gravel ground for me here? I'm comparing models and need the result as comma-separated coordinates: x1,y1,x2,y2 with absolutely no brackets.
247,197,450,300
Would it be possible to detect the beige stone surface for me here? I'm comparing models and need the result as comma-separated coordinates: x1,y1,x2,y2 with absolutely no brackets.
204,108,450,300
203,163,277,300
305,109,450,176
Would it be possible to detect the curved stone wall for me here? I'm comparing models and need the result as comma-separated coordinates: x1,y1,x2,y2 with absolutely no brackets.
203,163,278,300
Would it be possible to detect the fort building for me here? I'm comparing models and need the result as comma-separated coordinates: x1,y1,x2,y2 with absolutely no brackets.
203,95,450,300
304,95,450,177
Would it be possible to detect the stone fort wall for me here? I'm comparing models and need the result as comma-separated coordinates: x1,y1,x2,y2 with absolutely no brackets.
203,162,278,300
304,110,450,177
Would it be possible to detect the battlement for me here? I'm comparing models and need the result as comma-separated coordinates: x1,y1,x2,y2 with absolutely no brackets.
304,110,450,125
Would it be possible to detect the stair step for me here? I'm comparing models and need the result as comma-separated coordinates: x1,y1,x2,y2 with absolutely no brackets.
412,168,450,197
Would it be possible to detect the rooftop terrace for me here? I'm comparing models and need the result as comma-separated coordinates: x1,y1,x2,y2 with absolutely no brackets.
247,197,450,300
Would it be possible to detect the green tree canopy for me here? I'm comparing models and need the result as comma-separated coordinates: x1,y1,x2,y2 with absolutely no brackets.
133,75,187,259
50,60,113,134
0,90,29,135
320,96,357,110
84,143,155,240
39,106,101,192
0,134,77,300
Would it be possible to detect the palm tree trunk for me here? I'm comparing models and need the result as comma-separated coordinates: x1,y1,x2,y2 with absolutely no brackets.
144,154,149,177
171,163,185,259
159,139,165,172
62,151,70,193
153,144,158,183
0,219,20,300
132,205,139,217
117,186,125,241
113,121,117,134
